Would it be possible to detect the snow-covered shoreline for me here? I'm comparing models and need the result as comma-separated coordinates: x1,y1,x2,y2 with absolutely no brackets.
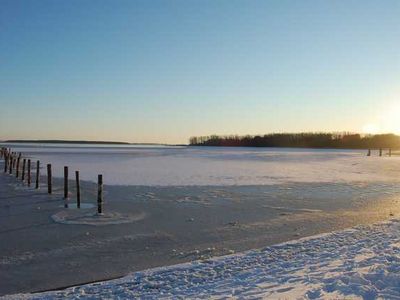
5,219,400,299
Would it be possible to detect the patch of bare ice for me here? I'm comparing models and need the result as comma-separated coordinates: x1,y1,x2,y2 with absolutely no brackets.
51,210,146,226
262,205,323,213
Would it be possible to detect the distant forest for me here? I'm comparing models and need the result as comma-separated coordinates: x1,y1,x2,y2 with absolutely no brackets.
189,133,400,149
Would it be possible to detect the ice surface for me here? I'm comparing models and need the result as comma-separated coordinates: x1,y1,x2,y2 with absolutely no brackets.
6,219,400,299
2,144,400,299
1,143,399,186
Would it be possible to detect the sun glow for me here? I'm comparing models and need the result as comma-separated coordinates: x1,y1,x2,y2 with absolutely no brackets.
363,101,400,135
362,123,380,135
381,104,400,134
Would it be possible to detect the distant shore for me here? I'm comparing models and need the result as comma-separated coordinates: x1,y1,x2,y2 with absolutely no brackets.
1,140,176,146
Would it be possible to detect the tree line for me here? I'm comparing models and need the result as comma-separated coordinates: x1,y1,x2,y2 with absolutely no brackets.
189,133,400,149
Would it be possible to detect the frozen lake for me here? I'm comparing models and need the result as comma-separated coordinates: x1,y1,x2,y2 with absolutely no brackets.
1,143,398,186
1,144,400,296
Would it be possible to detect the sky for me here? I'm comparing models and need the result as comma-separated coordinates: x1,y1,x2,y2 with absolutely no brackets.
1,0,399,144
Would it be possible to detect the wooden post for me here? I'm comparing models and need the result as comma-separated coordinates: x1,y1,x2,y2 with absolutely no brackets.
13,153,18,168
75,171,81,209
27,159,31,187
367,149,371,156
64,166,68,208
35,161,40,189
22,159,26,181
9,155,13,174
97,174,103,214
47,164,52,194
389,149,392,157
4,154,8,173
16,155,20,178
379,148,383,157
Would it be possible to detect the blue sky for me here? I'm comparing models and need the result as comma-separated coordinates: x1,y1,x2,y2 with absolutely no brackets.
1,0,399,143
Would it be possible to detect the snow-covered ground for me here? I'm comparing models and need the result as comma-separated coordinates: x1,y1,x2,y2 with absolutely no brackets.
5,219,400,299
1,143,398,186
2,143,400,299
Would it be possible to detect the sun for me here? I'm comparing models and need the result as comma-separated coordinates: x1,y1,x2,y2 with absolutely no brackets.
362,123,380,135
381,104,400,134
362,101,400,135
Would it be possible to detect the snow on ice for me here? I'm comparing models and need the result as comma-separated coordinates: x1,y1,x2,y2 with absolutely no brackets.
5,219,400,299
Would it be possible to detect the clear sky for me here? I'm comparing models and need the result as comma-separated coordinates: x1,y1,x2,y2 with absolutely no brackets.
1,0,399,144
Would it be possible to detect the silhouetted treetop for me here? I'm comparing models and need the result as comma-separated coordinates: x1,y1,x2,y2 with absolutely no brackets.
189,133,400,149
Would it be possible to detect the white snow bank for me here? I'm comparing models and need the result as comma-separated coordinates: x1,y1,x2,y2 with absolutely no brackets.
5,219,400,299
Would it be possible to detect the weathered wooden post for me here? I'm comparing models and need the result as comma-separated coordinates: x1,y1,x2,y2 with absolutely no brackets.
379,148,383,157
21,159,26,181
75,171,81,209
16,155,20,178
27,159,31,187
389,149,392,157
4,154,8,173
9,155,13,174
97,174,103,214
13,154,17,168
64,166,69,208
47,164,52,194
35,161,40,189
367,149,371,156
13,153,18,168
